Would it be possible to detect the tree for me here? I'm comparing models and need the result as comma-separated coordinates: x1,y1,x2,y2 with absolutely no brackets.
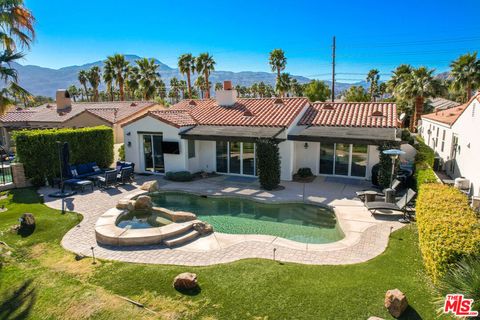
214,82,223,91
344,86,370,102
67,85,79,102
169,77,180,103
107,54,129,101
269,49,287,97
290,78,304,97
250,83,259,98
450,52,480,101
136,58,161,100
157,79,166,99
256,139,281,190
195,53,215,99
126,66,140,100
258,82,267,98
0,0,35,51
78,70,89,101
304,80,331,102
87,66,101,102
0,50,32,111
103,59,115,101
276,72,291,97
194,76,209,99
366,69,380,102
178,53,196,98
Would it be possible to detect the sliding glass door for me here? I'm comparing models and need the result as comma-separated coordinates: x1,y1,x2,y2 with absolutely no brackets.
142,134,164,173
319,143,368,178
216,141,256,176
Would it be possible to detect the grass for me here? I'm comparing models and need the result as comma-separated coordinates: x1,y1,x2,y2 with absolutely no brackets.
0,188,439,319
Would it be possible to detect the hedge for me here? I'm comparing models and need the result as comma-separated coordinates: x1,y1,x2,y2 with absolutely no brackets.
13,126,114,185
416,183,480,283
413,136,437,190
256,139,280,190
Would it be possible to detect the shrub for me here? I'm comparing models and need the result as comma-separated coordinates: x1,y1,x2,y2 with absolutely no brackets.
165,171,193,182
297,167,313,178
13,126,114,185
401,129,415,145
256,139,280,190
416,183,480,283
118,144,125,161
413,136,437,190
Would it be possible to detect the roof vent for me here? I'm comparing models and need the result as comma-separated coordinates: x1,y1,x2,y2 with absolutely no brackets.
274,98,284,105
188,100,197,106
371,110,384,117
243,110,254,117
130,102,137,107
322,104,334,110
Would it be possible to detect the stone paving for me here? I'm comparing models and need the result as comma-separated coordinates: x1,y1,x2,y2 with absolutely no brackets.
39,175,403,266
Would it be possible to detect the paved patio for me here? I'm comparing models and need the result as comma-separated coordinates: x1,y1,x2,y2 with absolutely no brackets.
39,175,403,266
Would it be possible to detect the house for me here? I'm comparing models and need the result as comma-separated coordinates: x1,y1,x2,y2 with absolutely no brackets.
420,93,480,196
122,81,399,181
0,89,161,150
429,97,460,111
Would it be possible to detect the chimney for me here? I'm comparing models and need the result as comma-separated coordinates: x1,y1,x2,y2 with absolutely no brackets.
56,89,72,111
215,80,237,106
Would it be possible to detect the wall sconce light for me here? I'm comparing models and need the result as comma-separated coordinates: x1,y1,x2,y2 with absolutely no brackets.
127,141,131,147
304,142,309,149
126,132,131,136
467,143,471,148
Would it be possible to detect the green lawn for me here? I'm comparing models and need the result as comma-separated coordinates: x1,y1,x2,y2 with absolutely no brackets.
0,188,439,319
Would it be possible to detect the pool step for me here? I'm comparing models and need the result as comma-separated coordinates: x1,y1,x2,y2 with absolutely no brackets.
163,228,200,247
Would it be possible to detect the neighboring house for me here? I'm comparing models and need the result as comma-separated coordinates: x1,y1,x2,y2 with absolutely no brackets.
0,89,161,150
428,97,460,111
420,93,480,196
123,81,399,181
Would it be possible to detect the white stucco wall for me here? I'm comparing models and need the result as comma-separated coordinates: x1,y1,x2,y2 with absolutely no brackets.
278,140,294,181
293,141,320,174
199,141,216,173
420,118,454,169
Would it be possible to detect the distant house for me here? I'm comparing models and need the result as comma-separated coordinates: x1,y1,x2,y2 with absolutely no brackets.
122,81,399,181
428,97,460,111
420,93,480,196
0,90,161,150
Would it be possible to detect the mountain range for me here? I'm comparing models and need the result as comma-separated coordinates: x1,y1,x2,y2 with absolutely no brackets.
13,54,367,97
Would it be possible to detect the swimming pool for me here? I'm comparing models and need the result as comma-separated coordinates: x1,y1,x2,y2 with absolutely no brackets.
150,192,344,244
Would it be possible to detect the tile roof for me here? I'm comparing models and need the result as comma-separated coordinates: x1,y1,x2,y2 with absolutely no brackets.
422,103,468,126
429,97,460,111
298,102,397,128
0,101,156,125
148,110,197,127
169,97,309,127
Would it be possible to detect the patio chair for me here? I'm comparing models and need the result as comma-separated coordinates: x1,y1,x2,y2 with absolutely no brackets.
365,188,416,215
97,169,118,188
117,166,134,184
356,179,402,202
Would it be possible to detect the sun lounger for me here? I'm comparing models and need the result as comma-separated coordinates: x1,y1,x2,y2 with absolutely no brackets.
365,188,416,215
356,179,401,201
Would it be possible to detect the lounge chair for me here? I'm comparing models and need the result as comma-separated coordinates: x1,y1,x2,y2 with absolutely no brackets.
117,166,134,184
365,188,416,215
97,169,118,188
356,179,402,202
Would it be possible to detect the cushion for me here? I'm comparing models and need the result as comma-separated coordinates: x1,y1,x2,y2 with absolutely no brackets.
116,165,122,172
70,169,78,177
92,165,101,172
76,163,90,175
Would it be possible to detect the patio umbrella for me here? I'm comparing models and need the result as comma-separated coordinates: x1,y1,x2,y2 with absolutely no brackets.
49,141,76,199
61,142,70,179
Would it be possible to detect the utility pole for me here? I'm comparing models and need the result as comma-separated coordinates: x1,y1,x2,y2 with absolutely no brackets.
331,36,336,102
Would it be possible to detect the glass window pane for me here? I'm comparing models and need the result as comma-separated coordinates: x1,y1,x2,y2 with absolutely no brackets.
319,143,334,174
188,140,195,158
216,141,228,173
152,135,164,173
229,141,241,174
351,144,367,177
143,135,153,172
242,142,255,175
334,143,349,176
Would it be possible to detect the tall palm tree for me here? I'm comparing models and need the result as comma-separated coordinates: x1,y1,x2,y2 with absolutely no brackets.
0,0,35,51
87,66,101,102
136,58,161,100
276,72,291,97
126,66,140,100
107,54,129,101
103,59,115,101
67,85,79,102
258,82,267,98
179,80,187,99
0,50,32,111
157,79,166,100
450,52,480,101
178,53,196,98
195,53,215,99
194,76,207,99
214,82,223,91
290,78,303,97
396,67,443,132
78,70,89,101
169,77,180,103
269,49,287,97
366,69,380,102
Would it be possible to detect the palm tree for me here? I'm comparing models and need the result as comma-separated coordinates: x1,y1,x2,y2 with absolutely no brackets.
258,82,267,98
136,58,161,100
269,49,287,97
396,67,443,132
103,59,115,101
169,77,180,103
366,69,380,102
195,53,215,99
157,79,166,99
107,54,129,101
250,83,259,98
126,66,140,100
178,53,196,98
179,80,187,99
67,85,79,102
290,78,304,97
0,50,32,111
276,73,291,97
87,66,101,102
78,70,89,101
0,0,35,51
194,76,207,99
450,52,480,101
214,82,223,91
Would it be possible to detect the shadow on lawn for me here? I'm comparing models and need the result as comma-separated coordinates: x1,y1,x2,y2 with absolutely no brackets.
0,279,37,320
399,305,423,319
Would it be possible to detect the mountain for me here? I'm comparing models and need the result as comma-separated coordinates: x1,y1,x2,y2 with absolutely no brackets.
12,54,366,97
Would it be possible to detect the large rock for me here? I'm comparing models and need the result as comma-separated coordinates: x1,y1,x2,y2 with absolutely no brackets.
385,289,408,318
193,221,213,235
173,272,198,290
116,199,133,210
134,195,153,210
153,207,196,222
140,181,159,192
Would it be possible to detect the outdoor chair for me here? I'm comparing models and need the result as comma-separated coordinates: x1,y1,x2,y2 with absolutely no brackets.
97,169,118,188
117,166,134,184
356,179,402,202
365,188,416,215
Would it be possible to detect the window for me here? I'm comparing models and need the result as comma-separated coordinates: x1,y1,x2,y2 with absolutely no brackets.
188,140,195,158
435,127,439,148
215,141,256,176
319,143,368,178
441,130,446,152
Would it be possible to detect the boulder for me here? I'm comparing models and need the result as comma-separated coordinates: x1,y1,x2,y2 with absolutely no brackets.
193,221,213,235
173,272,198,290
20,213,35,229
116,199,130,210
140,180,159,192
134,195,153,210
170,211,197,222
385,289,408,318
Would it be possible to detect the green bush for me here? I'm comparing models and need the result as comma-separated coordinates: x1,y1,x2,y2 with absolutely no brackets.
416,183,480,283
118,144,125,161
256,139,280,190
13,126,114,185
165,171,193,182
401,129,415,145
413,137,437,190
297,167,313,178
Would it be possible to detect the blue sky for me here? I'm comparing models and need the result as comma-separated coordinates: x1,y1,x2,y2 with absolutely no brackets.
24,0,480,82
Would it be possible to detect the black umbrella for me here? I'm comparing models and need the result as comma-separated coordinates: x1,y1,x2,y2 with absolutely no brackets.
61,142,70,179
49,141,76,200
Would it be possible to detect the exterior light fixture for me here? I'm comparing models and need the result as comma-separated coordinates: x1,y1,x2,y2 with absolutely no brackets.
126,132,131,136
127,141,132,147
304,142,309,149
